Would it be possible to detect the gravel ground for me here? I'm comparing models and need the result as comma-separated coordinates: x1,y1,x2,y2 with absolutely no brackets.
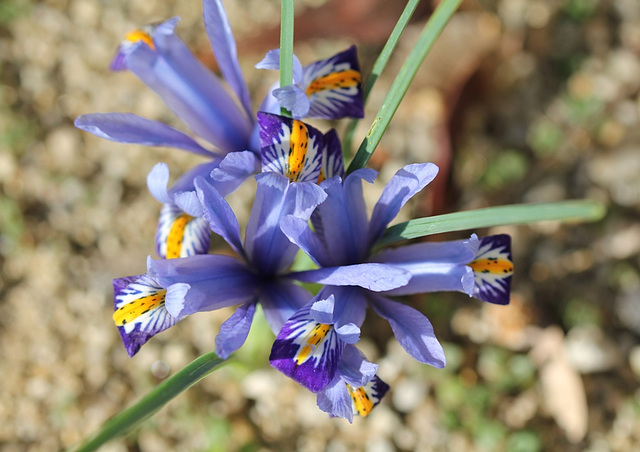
1,0,640,451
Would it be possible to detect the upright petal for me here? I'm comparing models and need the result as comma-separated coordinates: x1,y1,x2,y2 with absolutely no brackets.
215,301,258,359
318,129,345,183
369,294,445,368
259,280,312,333
272,85,311,119
112,274,185,356
373,236,480,296
210,151,262,197
194,177,244,257
301,46,364,119
255,49,303,84
318,285,368,330
148,254,259,317
126,19,251,153
203,0,252,118
258,113,323,183
270,297,346,392
469,235,513,305
368,163,439,246
109,22,165,71
74,113,215,157
245,173,326,275
280,215,329,266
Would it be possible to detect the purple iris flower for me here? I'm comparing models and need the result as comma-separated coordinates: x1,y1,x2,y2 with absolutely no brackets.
111,114,409,358
270,160,513,418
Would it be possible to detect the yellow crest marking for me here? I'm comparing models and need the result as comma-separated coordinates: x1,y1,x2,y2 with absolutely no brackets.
166,214,193,259
287,120,309,182
124,29,155,49
113,290,167,326
305,70,361,96
347,384,374,417
469,258,514,275
295,323,331,365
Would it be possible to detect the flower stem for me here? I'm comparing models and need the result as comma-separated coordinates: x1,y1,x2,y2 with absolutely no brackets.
72,352,227,452
280,0,295,116
347,0,462,173
378,200,606,247
343,0,421,156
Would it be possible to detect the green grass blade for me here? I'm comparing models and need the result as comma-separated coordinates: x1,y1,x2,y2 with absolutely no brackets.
347,0,462,173
379,200,606,246
279,0,295,116
343,0,421,156
72,352,227,452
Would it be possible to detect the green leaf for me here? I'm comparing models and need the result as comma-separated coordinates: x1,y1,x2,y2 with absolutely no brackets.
343,0,421,155
279,0,295,116
347,0,463,173
379,200,606,246
72,352,226,452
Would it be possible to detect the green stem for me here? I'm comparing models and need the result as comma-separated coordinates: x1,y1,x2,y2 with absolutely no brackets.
347,0,462,173
72,352,227,452
343,0,421,156
378,200,606,247
280,0,295,116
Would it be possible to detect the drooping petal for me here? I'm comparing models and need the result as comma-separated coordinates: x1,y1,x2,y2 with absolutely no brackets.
272,85,311,119
318,129,345,183
245,172,326,275
203,0,252,118
126,19,251,153
255,49,303,84
155,203,211,259
168,160,222,198
368,163,439,246
210,150,262,196
469,234,513,305
194,177,244,257
369,294,445,368
215,301,258,359
300,46,364,119
291,263,410,292
373,235,480,296
338,345,378,387
258,113,323,183
112,274,185,356
347,375,390,418
270,297,345,392
148,254,258,317
316,374,354,422
74,113,215,157
259,280,312,333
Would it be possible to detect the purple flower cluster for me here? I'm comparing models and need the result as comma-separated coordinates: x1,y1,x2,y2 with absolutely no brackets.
77,0,513,422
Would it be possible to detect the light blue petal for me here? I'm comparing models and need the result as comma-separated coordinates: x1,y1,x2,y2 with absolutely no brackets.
215,301,257,359
279,215,328,266
259,281,312,333
203,0,252,118
272,85,310,119
210,150,261,196
368,163,439,246
255,49,303,83
75,113,215,156
194,177,244,257
126,25,251,153
369,294,445,368
291,263,410,292
310,295,335,324
335,323,360,344
316,374,354,423
147,163,172,204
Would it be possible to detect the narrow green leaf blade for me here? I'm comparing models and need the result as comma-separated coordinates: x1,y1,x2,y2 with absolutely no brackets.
379,200,606,246
347,0,463,173
73,352,227,452
279,0,295,116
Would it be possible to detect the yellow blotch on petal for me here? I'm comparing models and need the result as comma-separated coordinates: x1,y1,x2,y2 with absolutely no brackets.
166,214,193,259
124,29,155,49
469,258,514,275
113,290,167,326
287,120,309,182
305,70,361,96
347,384,374,417
295,323,331,365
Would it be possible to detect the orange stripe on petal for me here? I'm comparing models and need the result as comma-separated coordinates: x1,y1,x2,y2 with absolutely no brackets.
124,29,155,49
306,70,361,96
347,384,375,417
287,120,309,182
166,214,193,259
113,290,166,326
295,323,331,365
469,258,514,276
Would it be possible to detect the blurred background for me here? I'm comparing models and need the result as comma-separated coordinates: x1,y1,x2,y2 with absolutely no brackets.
1,0,640,450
